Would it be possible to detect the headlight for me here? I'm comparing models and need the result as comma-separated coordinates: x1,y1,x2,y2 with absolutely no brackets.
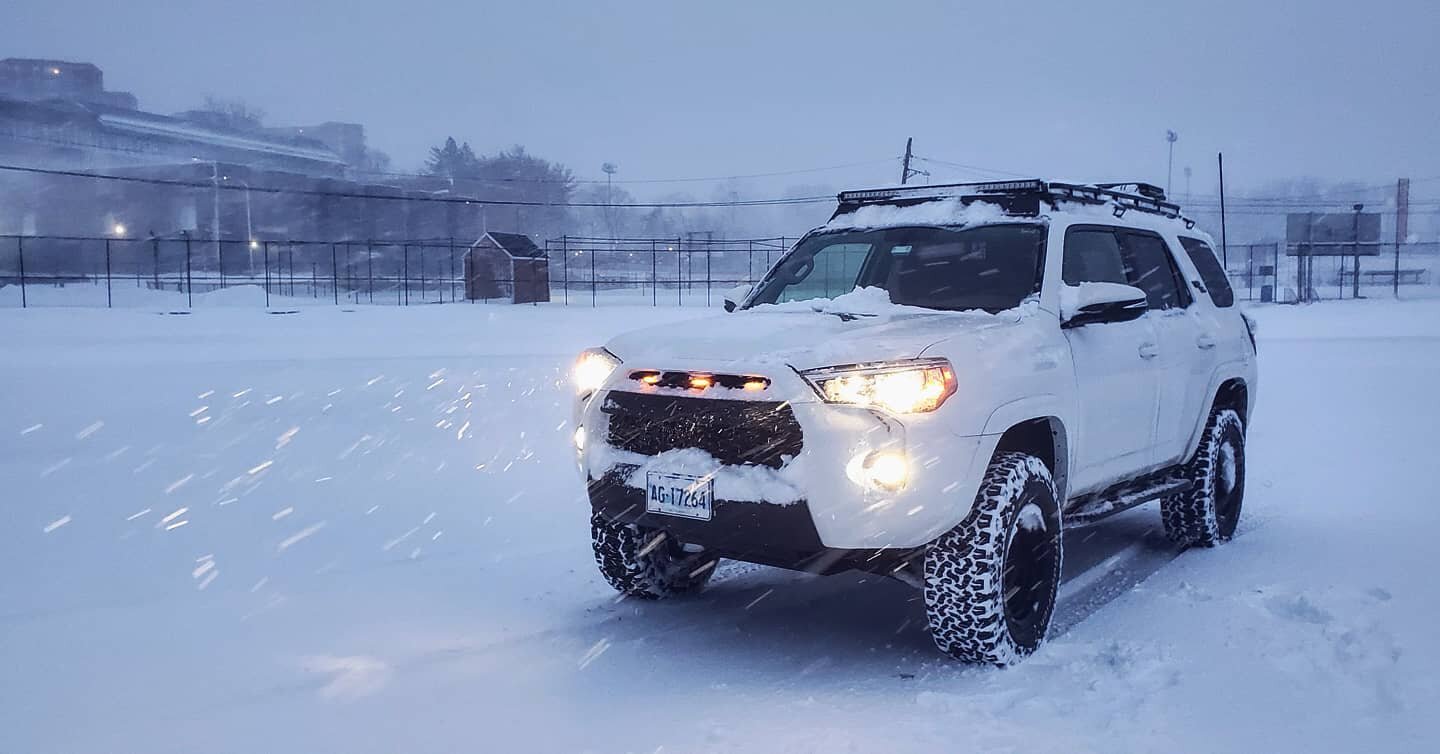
572,348,621,395
801,358,956,414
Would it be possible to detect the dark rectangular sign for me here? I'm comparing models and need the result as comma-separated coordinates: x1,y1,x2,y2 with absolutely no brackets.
1286,212,1383,256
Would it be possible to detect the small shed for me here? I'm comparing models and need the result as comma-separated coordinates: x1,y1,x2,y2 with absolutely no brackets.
464,232,551,304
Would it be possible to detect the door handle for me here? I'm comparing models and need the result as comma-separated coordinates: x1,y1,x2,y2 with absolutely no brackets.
1197,335,1217,350
1138,342,1160,360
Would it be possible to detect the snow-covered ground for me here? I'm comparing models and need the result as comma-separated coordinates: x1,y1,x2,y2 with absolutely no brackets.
2,297,1438,753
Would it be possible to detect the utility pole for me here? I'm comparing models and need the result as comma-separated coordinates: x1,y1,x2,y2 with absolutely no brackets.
900,137,914,185
899,137,927,185
1165,130,1178,196
1395,178,1410,299
1217,153,1229,269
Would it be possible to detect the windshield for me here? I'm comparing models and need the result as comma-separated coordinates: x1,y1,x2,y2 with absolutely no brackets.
747,223,1046,313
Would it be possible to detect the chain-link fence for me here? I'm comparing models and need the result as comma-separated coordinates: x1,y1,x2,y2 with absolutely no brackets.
4,232,1437,309
1221,241,1440,303
0,234,795,308
544,237,790,307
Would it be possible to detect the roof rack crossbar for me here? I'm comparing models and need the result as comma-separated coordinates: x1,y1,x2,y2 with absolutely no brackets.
833,179,1189,222
1047,182,1182,219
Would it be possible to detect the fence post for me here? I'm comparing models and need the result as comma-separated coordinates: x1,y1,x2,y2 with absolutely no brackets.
289,247,296,298
367,240,374,303
152,238,160,290
311,262,318,300
401,244,408,305
706,245,712,307
1394,238,1401,299
105,238,113,308
184,232,193,309
331,243,339,304
748,240,754,287
263,241,271,308
419,245,426,304
562,236,569,305
16,236,25,308
449,237,456,304
590,246,597,307
676,237,682,306
219,240,226,291
651,240,657,306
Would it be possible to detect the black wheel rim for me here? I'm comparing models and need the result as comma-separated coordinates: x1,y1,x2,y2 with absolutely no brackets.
1002,499,1060,650
1214,437,1244,537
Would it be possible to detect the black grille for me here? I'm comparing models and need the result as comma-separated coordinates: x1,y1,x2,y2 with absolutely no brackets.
601,391,803,469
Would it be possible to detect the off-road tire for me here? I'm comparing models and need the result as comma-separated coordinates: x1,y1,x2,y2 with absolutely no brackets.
590,512,717,599
1162,408,1245,547
924,452,1062,665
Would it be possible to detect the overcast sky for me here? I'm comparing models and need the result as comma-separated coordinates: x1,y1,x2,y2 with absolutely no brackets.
6,0,1437,198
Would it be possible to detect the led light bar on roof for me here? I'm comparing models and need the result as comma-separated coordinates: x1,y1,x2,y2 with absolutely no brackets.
836,180,1044,204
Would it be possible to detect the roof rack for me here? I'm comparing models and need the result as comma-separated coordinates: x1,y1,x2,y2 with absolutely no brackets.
834,179,1186,221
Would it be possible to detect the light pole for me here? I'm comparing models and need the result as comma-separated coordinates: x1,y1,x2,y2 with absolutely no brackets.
601,162,618,243
209,161,221,266
1165,130,1178,197
1352,203,1364,299
231,179,254,275
191,157,224,272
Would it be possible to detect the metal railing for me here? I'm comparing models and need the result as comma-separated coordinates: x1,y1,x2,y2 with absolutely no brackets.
4,233,1436,309
1221,241,1440,303
0,234,794,308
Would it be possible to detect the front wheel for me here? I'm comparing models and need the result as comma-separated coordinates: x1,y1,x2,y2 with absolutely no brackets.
1162,408,1246,546
590,512,717,599
924,452,1062,665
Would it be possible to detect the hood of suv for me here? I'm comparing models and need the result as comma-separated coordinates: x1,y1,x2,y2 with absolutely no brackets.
605,307,1023,372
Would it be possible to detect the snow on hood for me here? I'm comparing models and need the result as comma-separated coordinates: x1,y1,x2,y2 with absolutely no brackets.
825,198,1010,231
750,286,938,317
604,288,1032,371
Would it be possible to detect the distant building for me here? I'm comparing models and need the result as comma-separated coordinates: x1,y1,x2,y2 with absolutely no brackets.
0,58,484,244
267,122,369,168
0,58,138,110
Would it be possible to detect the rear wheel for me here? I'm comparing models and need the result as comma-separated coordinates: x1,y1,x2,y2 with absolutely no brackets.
1162,408,1245,547
923,452,1062,665
590,512,717,599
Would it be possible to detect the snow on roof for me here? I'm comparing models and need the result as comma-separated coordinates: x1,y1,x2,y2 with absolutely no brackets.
825,198,1011,231
481,232,544,258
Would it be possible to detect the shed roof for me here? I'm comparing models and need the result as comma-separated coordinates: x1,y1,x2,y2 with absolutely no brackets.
482,232,544,258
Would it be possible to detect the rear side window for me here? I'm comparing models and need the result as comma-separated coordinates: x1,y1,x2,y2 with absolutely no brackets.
1117,231,1191,310
1179,237,1235,308
1062,228,1128,285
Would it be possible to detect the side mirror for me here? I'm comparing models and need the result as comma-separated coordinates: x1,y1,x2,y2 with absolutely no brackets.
1060,282,1148,329
722,283,753,313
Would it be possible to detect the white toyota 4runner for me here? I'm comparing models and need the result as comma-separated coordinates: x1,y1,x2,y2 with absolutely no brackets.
571,180,1258,665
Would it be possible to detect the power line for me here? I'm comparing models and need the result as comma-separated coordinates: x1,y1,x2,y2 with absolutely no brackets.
0,164,836,209
911,156,1035,180
360,158,899,186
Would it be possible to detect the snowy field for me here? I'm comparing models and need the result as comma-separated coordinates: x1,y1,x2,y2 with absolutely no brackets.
2,295,1438,753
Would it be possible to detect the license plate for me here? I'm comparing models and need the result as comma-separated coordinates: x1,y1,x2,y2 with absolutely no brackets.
645,471,714,521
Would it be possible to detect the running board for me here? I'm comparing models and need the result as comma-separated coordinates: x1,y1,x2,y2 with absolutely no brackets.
1064,472,1193,525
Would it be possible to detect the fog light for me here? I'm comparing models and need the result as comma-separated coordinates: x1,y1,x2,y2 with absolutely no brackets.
573,426,586,451
859,450,908,491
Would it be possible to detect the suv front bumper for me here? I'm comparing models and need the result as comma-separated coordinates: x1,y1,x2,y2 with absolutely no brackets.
578,386,998,557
